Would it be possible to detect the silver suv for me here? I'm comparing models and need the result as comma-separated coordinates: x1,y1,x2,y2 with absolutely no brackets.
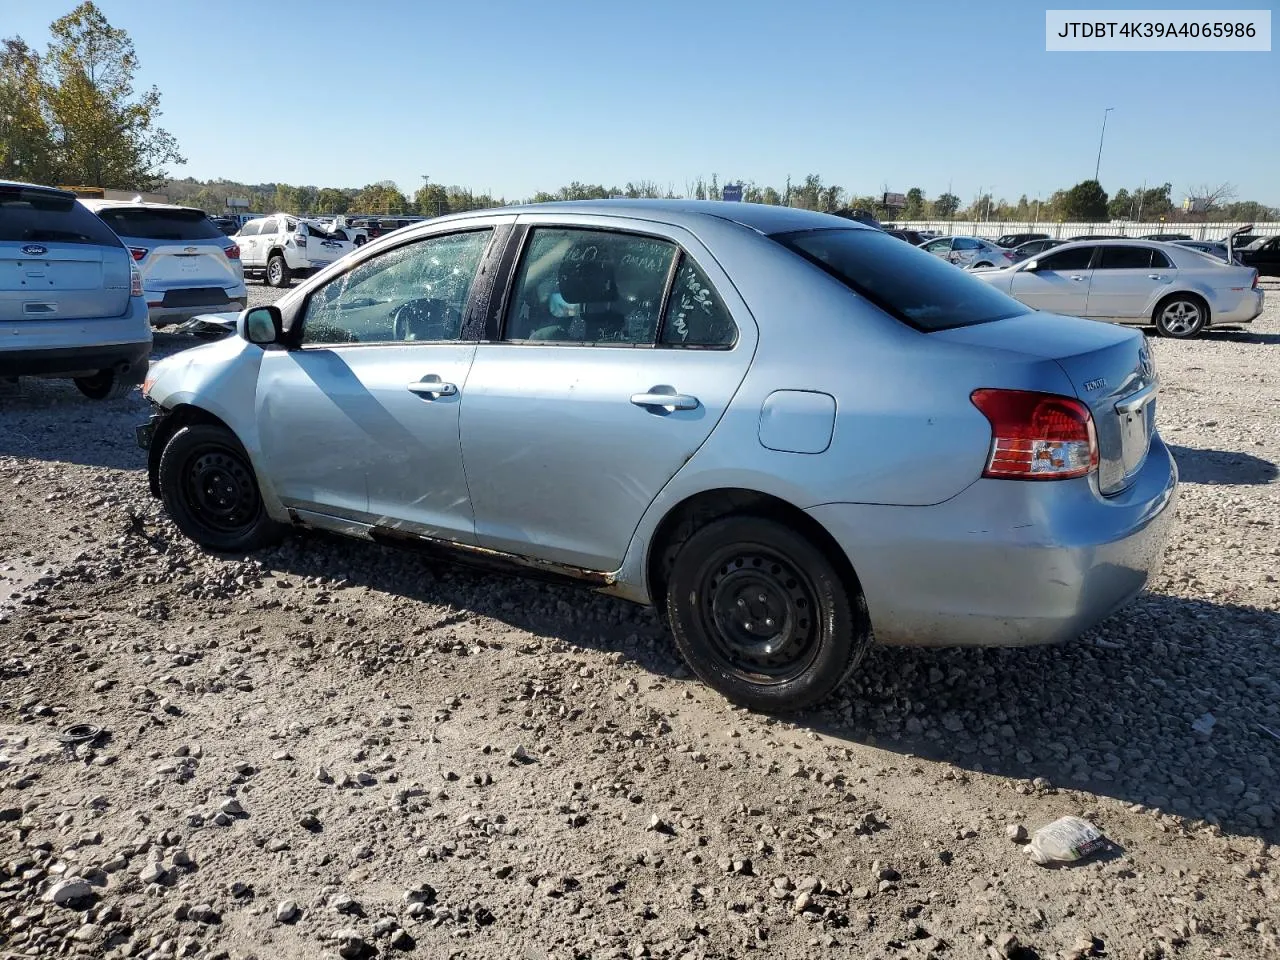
82,201,247,326
1,181,151,400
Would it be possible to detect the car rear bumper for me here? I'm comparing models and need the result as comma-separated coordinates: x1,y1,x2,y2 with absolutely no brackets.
1209,288,1264,325
147,290,248,326
807,433,1179,647
0,339,151,379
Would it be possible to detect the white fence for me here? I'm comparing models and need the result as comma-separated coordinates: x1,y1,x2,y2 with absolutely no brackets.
887,220,1279,241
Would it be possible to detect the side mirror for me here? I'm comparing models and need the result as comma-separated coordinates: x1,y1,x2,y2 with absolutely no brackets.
1023,259,1040,272
241,305,283,346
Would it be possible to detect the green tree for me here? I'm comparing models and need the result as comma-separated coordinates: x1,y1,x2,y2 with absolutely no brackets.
760,186,782,205
932,192,960,219
1107,188,1132,220
39,2,183,190
316,187,349,214
354,182,408,214
902,187,926,220
0,39,58,183
1061,179,1108,221
272,184,302,214
413,183,449,217
1135,182,1173,218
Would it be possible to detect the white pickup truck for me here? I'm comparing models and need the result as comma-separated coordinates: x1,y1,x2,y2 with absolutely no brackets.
235,214,355,287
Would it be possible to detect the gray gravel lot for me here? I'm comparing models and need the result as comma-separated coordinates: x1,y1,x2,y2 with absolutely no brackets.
1,278,1277,959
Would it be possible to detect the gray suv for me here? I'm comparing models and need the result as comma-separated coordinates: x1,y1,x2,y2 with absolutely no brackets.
1,181,151,399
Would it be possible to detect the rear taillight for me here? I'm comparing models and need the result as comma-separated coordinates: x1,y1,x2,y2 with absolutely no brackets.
224,244,240,260
130,265,143,298
970,389,1098,480
1253,271,1260,289
129,247,147,261
1003,250,1015,260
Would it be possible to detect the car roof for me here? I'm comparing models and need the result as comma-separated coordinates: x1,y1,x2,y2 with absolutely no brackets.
80,199,207,215
423,199,871,235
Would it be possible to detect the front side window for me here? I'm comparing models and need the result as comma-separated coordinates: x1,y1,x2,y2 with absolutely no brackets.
775,228,1030,331
503,228,676,344
923,238,951,254
1097,246,1154,269
1037,247,1095,271
300,229,492,345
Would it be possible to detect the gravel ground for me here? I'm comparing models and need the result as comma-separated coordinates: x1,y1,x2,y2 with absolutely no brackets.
1,279,1277,960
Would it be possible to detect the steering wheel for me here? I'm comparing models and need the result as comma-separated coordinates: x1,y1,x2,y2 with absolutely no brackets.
392,298,449,341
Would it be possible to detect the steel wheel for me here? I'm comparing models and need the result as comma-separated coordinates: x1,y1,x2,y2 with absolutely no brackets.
183,447,260,535
696,546,821,684
1155,297,1205,338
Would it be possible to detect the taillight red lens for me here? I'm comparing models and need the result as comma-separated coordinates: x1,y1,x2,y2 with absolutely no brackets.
130,266,143,298
1253,271,1260,289
129,247,147,261
224,244,240,260
970,389,1098,480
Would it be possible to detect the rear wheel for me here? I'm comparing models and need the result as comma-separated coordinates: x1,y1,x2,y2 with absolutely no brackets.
266,254,291,288
74,367,142,401
1154,294,1207,338
665,516,870,712
158,424,285,552
973,260,994,269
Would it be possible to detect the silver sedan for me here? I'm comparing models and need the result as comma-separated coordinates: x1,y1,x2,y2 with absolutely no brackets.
917,235,1017,270
138,201,1178,711
974,239,1264,338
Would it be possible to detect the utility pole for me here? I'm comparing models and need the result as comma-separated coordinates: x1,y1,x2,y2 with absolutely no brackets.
1094,107,1114,182
785,175,791,207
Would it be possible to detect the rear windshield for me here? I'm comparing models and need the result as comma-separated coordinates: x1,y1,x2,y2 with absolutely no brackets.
0,186,122,246
774,228,1030,331
93,207,223,241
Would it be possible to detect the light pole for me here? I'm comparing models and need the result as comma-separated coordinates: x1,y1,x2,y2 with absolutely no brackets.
1094,107,1114,182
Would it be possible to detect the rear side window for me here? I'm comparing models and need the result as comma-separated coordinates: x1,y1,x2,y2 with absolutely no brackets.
1097,246,1154,269
1150,249,1173,268
239,220,261,236
93,208,223,241
775,229,1030,331
0,187,121,245
660,256,737,347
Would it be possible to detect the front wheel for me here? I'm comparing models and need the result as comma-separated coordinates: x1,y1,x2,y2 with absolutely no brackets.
973,261,993,269
665,516,871,712
158,424,285,552
266,254,292,288
1154,295,1207,338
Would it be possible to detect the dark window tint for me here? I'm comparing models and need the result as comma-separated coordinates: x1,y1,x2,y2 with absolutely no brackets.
1037,247,1095,271
1150,249,1173,268
504,228,676,344
0,187,120,245
953,237,981,251
94,208,223,241
1096,246,1153,269
660,256,737,347
775,228,1030,331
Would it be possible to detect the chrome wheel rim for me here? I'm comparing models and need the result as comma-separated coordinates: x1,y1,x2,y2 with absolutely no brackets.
268,261,283,284
1161,301,1200,336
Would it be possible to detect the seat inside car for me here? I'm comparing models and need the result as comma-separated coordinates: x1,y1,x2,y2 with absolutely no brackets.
557,246,627,342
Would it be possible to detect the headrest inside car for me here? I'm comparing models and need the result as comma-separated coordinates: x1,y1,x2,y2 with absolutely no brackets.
558,251,618,304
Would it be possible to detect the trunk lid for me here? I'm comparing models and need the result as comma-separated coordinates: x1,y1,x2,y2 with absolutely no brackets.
0,243,131,322
130,239,240,294
933,313,1157,495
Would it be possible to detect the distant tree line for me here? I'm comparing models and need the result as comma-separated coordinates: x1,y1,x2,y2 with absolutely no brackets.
162,172,1276,224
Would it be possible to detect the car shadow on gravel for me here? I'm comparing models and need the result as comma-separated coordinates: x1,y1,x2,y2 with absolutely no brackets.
808,592,1280,843
1169,444,1278,485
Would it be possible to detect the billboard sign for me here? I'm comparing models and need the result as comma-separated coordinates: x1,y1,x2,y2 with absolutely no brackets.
882,191,907,208
722,183,743,202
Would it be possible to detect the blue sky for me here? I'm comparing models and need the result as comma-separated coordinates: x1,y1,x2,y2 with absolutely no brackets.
6,0,1276,204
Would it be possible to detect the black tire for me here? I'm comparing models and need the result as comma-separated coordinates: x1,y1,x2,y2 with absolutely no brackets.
1153,294,1207,338
973,261,993,269
158,424,285,552
266,254,292,288
665,516,870,712
74,366,143,401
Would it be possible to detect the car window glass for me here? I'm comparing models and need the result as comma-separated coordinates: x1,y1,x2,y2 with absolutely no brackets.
301,229,492,345
924,239,950,253
660,255,737,347
503,228,676,344
954,237,980,250
1150,249,1173,269
1037,247,1094,271
0,187,120,245
1097,246,1153,269
776,228,1030,331
93,208,223,241
258,218,276,235
239,221,260,236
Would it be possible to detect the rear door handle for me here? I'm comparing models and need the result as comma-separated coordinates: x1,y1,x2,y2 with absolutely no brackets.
631,391,698,411
407,379,457,397
1148,274,1165,280
1070,275,1087,281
